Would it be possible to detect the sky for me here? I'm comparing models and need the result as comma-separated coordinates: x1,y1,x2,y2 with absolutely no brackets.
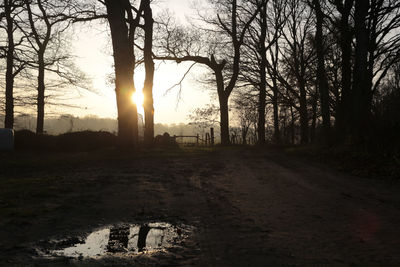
64,0,213,125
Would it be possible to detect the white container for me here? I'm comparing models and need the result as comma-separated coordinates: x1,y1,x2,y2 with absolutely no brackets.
0,128,14,151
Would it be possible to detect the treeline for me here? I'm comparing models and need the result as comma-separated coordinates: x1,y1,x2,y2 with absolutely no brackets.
2,0,400,152
156,0,400,150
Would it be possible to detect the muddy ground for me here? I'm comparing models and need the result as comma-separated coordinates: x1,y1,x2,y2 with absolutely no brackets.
0,146,399,266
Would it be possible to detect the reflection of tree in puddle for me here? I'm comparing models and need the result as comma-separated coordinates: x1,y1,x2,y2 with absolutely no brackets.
137,224,151,252
106,224,167,253
47,222,189,258
107,225,130,252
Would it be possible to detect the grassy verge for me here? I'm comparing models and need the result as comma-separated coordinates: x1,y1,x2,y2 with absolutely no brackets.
285,144,400,180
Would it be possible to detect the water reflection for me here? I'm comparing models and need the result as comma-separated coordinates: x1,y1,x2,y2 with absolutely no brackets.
137,224,150,252
49,222,186,258
107,225,130,252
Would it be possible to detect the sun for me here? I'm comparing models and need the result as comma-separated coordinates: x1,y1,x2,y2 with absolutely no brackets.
131,90,144,107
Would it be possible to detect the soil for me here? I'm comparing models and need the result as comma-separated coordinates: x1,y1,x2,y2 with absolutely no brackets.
0,147,399,266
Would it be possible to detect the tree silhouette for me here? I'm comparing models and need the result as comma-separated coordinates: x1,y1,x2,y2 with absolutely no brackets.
104,0,140,147
18,0,87,134
310,0,331,137
142,0,155,146
156,0,259,145
1,0,25,129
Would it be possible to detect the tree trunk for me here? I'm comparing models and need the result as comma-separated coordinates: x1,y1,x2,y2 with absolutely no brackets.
242,127,248,145
213,58,231,145
258,69,267,144
36,53,45,134
335,0,354,139
142,0,154,146
137,224,150,252
106,0,138,148
310,89,318,142
257,1,267,145
271,41,280,144
4,0,14,129
219,93,230,146
272,87,280,143
352,0,370,141
313,0,331,136
290,105,295,144
299,84,309,144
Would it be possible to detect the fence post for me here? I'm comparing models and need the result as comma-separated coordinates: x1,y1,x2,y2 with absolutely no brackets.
210,127,214,146
196,134,199,146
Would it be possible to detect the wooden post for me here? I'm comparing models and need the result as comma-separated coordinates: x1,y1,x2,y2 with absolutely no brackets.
210,127,214,146
196,134,199,146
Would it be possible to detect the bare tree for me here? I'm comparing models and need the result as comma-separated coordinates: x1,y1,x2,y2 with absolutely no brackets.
331,0,354,138
240,0,286,144
142,0,155,146
71,0,155,147
0,0,25,129
232,90,258,144
104,0,141,147
351,0,369,140
309,0,331,136
275,0,316,144
265,1,286,144
330,0,400,142
16,0,86,134
155,0,259,145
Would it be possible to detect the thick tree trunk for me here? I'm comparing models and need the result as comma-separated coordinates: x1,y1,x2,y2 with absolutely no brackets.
290,11,308,144
313,0,331,136
272,86,280,143
335,0,354,139
257,2,267,145
258,69,266,144
271,43,280,144
299,84,309,144
219,93,230,146
352,0,370,141
4,1,14,129
142,0,154,146
213,57,231,145
36,53,45,134
106,0,138,148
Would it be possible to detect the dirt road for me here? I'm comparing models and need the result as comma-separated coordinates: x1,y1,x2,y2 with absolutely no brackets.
1,147,399,266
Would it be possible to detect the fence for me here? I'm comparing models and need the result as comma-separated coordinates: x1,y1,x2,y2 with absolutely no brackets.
173,128,215,146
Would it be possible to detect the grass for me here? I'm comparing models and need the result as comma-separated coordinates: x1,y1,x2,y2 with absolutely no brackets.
285,144,400,180
0,145,215,210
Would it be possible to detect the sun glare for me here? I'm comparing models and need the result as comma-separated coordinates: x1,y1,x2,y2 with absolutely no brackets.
132,90,144,107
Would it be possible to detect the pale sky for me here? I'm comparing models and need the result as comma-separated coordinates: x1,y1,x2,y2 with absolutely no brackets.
64,0,213,125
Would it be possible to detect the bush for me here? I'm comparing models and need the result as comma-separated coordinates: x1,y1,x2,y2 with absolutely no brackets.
14,130,117,152
372,87,400,156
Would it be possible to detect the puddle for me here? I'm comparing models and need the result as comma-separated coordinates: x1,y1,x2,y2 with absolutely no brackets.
40,222,191,259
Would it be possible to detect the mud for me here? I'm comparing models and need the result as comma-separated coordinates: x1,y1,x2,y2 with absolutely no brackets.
0,147,399,266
